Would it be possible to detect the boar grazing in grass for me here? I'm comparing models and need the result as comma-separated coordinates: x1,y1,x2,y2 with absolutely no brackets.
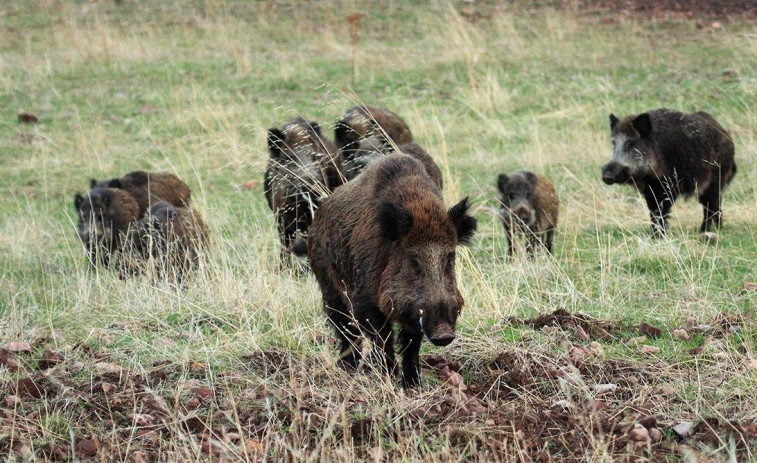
74,187,140,268
601,109,736,237
264,117,341,268
91,171,191,217
306,154,477,388
497,171,559,256
127,201,209,280
338,137,444,188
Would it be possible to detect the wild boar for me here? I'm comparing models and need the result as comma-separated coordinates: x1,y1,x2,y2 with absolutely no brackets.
127,201,209,280
74,187,140,268
601,109,736,236
334,105,413,155
264,117,341,267
91,171,191,217
306,154,477,388
497,171,559,256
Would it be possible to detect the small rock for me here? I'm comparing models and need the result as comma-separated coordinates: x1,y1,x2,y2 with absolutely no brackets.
628,423,650,442
638,345,661,355
574,326,590,341
77,438,100,458
672,329,690,341
186,397,201,410
649,427,663,442
639,322,662,338
568,346,587,367
13,444,33,458
6,341,32,353
625,336,647,346
5,394,21,406
740,282,757,293
194,387,214,400
586,341,605,356
94,362,123,374
672,421,694,438
551,400,574,411
711,21,722,30
38,350,65,369
17,113,39,124
593,383,618,395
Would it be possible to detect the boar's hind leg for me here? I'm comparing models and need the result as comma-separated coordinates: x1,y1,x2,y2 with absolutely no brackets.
354,303,396,378
698,182,722,232
643,183,676,237
398,329,422,388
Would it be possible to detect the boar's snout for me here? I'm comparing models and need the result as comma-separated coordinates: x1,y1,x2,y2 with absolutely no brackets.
601,161,631,185
429,323,456,346
513,205,535,225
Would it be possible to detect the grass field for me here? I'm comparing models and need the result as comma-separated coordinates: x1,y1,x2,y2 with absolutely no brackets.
2,1,757,461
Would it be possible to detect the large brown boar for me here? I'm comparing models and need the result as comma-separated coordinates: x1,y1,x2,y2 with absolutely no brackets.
74,187,140,268
601,109,736,236
127,201,209,280
264,117,342,267
92,171,191,217
306,154,477,388
338,137,444,188
497,171,559,256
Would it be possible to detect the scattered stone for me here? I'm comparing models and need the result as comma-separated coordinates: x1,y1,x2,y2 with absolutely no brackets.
593,383,618,395
672,329,690,341
195,387,214,400
639,322,662,338
649,427,663,442
5,341,32,353
741,282,757,293
18,113,39,124
5,394,21,406
625,336,647,346
38,350,64,369
94,362,123,374
77,438,100,458
638,345,661,355
586,341,605,356
568,346,587,367
186,397,201,410
672,421,695,438
574,326,590,341
628,423,650,442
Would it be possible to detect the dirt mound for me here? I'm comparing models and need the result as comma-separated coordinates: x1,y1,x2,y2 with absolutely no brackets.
509,308,624,340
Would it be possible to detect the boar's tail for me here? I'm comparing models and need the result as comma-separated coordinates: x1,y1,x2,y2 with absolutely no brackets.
291,231,308,257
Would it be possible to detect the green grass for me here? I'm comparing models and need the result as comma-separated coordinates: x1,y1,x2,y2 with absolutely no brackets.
1,1,757,461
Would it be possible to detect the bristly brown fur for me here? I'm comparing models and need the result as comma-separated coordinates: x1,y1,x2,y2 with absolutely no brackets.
497,171,559,256
92,171,191,218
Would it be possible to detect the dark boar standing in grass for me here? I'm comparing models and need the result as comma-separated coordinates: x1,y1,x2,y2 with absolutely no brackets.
91,171,191,217
264,117,341,268
127,201,209,280
74,187,140,268
335,105,414,179
497,171,559,256
601,109,736,237
306,154,477,388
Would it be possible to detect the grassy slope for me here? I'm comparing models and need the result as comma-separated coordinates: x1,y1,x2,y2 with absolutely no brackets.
1,1,756,461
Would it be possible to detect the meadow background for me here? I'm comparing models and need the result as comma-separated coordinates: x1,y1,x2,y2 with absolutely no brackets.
1,0,756,461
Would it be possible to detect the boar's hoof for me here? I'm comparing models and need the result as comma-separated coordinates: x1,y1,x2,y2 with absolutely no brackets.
700,231,719,245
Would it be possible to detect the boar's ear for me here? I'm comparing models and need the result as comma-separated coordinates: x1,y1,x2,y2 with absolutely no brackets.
633,113,652,138
378,202,414,242
524,172,537,184
609,113,619,130
89,178,98,189
335,120,359,153
448,197,477,245
74,192,84,210
496,174,508,193
307,120,322,136
267,128,286,158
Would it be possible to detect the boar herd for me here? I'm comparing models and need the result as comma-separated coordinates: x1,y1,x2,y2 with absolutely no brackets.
74,171,208,281
72,104,736,388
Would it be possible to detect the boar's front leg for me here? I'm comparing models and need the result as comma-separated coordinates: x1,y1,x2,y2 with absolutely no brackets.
323,290,362,371
698,181,722,232
354,302,396,378
643,182,676,237
398,328,422,388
